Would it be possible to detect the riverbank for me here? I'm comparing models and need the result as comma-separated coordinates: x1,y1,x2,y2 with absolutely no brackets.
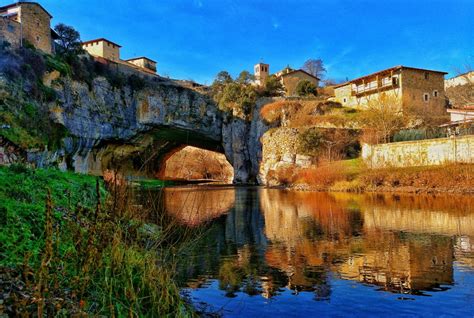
0,165,194,317
275,160,474,194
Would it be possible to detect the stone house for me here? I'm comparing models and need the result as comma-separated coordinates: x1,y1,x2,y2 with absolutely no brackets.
275,67,320,96
253,62,320,96
82,38,158,75
333,66,447,111
125,57,157,74
0,1,56,53
82,38,122,62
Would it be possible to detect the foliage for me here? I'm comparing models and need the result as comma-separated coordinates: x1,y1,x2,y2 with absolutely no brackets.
393,128,445,142
236,70,255,84
213,71,233,85
298,127,360,161
45,55,71,76
296,80,318,97
302,58,326,79
211,70,259,118
0,166,194,316
260,100,302,125
262,75,284,97
298,128,325,156
54,23,84,57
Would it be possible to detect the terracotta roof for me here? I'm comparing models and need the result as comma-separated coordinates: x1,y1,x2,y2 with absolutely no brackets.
0,2,53,18
279,69,320,81
125,56,157,64
334,65,448,88
82,38,122,48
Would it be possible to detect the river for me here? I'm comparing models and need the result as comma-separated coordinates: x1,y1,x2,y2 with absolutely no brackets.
151,186,474,317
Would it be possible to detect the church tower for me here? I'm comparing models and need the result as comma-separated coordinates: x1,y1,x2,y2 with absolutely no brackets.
254,62,269,86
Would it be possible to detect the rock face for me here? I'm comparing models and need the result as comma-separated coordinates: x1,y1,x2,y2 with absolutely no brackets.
259,127,312,185
24,74,272,184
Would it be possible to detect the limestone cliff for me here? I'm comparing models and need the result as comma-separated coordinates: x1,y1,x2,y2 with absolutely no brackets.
0,50,272,183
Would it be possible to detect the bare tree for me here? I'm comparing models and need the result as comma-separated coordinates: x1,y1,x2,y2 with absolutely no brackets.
358,94,405,144
302,58,326,79
446,64,474,108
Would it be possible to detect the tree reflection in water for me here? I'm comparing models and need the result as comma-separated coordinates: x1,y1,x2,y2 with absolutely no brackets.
165,188,474,301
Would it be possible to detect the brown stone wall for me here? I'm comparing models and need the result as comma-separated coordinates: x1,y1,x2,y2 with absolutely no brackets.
400,68,446,111
18,3,52,54
282,71,319,96
0,17,21,48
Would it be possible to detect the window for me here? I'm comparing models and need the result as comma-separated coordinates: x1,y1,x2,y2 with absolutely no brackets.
424,72,429,80
433,90,438,97
343,98,347,103
392,77,398,85
36,36,40,43
7,24,15,32
423,93,429,102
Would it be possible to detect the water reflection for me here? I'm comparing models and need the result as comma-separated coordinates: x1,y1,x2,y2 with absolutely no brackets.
165,188,474,311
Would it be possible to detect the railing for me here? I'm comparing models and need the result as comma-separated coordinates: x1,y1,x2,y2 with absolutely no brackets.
352,81,398,95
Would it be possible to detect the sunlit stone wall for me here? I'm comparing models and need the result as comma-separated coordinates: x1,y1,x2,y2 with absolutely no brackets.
362,135,474,168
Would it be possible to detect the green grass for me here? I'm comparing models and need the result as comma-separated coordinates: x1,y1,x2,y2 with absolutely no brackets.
0,165,194,316
0,165,104,266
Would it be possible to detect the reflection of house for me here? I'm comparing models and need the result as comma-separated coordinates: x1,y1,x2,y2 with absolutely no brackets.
334,66,447,110
0,1,57,53
82,38,158,74
253,62,320,96
338,234,454,293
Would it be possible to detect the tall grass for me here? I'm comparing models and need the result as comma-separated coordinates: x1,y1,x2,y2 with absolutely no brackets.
1,166,197,317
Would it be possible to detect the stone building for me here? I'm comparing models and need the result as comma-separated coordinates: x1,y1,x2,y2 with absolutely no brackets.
82,38,121,62
275,66,320,96
82,38,159,75
254,62,269,86
125,57,157,74
333,66,447,111
253,62,320,96
0,1,56,53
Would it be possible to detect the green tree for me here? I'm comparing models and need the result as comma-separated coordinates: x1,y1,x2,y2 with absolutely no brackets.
54,23,83,57
296,80,318,97
263,76,284,97
213,71,233,85
236,70,254,85
298,128,324,156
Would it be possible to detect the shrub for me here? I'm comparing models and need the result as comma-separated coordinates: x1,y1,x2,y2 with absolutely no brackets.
298,128,324,156
296,80,318,97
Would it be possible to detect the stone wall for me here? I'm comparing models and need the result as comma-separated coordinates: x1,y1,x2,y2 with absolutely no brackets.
259,127,312,184
19,3,53,54
0,17,20,48
281,71,319,96
362,135,474,168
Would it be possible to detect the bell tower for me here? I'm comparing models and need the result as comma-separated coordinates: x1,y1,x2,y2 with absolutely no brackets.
254,62,269,86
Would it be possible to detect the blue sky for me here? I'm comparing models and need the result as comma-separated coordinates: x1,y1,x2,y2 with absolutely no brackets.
27,0,474,84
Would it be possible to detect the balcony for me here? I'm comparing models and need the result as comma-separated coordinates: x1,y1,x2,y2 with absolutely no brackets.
352,78,399,96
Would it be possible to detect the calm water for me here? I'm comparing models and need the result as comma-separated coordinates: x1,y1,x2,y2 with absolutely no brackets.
159,187,474,317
